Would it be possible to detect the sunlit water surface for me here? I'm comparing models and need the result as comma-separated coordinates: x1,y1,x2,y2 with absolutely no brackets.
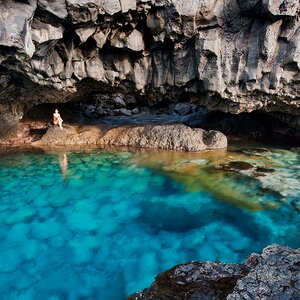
0,146,299,299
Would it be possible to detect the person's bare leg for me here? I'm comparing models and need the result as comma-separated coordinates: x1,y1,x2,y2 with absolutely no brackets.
58,119,63,130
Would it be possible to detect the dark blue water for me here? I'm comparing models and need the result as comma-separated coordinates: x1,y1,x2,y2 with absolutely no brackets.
0,147,299,299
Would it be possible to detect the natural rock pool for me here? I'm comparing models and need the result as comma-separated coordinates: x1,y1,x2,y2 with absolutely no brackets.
0,146,299,299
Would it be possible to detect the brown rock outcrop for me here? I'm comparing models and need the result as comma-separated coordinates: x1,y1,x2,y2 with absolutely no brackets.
100,124,227,151
37,123,227,151
37,125,105,146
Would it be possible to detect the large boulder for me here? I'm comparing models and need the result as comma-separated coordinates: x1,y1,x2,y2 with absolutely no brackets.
37,125,104,146
129,244,300,300
99,124,227,151
36,123,227,151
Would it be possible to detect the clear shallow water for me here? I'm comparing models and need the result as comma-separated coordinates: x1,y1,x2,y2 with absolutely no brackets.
0,147,299,299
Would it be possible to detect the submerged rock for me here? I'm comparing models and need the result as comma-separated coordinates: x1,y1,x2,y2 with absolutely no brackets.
129,245,300,300
215,161,254,172
255,166,276,173
241,148,271,156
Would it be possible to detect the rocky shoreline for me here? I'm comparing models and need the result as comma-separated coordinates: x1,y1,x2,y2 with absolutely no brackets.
32,123,226,152
128,244,300,300
0,103,228,151
1,99,299,150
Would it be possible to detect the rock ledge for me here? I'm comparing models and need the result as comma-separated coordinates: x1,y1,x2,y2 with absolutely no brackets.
128,245,300,300
37,123,228,151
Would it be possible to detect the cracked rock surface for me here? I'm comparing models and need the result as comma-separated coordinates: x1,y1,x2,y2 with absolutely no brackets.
36,123,227,151
0,0,299,127
128,244,300,300
228,245,300,300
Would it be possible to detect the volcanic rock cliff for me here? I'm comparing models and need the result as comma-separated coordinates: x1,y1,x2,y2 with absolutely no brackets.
0,0,300,133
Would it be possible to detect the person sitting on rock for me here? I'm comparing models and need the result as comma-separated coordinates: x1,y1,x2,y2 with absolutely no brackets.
53,109,63,130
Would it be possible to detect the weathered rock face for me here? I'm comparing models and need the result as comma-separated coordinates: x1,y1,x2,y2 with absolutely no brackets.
129,244,300,300
130,261,248,300
228,245,300,300
37,123,227,151
37,124,105,146
0,0,300,127
100,124,228,151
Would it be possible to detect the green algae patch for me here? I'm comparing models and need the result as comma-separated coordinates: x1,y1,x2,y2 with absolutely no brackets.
130,148,286,212
149,164,273,212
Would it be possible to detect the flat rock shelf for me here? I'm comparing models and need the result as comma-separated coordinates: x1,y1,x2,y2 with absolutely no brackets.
37,124,227,151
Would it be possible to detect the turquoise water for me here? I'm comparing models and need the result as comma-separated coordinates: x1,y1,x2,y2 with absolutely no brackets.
0,147,299,299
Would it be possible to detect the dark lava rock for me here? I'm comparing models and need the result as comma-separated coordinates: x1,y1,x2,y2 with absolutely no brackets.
255,166,276,173
253,172,267,177
128,245,300,300
228,245,300,300
174,103,193,116
241,148,270,156
128,261,248,300
215,161,254,172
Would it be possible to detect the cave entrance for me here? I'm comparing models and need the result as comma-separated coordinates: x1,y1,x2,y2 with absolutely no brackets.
24,102,82,124
197,110,300,146
23,95,175,126
22,100,300,147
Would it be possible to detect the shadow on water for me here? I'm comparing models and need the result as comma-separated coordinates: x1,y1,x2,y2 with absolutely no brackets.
139,195,271,245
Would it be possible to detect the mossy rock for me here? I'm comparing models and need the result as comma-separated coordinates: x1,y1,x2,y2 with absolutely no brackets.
215,161,254,172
